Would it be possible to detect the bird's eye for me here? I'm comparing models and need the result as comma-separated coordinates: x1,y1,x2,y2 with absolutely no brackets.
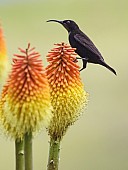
67,21,70,24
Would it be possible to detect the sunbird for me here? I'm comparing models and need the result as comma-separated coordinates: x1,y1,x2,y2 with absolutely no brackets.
47,19,116,75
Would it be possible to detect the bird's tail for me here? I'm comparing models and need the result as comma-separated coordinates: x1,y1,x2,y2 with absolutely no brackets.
100,60,117,75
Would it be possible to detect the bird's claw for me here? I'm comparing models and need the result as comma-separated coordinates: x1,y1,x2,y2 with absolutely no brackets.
79,68,84,72
73,58,78,63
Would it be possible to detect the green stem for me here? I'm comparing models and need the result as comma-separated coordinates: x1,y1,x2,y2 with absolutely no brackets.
15,139,24,170
47,138,61,170
24,132,33,170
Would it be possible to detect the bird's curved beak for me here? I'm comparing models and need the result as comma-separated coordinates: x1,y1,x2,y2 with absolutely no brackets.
47,20,63,25
47,19,70,32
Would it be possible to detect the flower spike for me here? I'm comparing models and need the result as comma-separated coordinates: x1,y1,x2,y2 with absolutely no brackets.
0,44,52,139
0,25,8,82
46,42,88,141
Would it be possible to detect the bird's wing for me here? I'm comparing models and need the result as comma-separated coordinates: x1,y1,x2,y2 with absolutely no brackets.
74,32,104,59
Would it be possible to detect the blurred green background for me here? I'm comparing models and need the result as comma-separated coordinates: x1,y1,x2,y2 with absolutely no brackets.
0,0,128,169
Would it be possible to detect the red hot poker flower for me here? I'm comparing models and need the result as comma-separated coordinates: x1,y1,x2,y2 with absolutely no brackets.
0,43,52,139
0,25,8,82
46,43,88,141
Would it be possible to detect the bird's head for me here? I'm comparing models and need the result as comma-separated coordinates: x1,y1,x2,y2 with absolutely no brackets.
47,19,79,32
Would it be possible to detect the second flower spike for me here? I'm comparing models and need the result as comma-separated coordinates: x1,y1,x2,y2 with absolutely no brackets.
0,43,52,140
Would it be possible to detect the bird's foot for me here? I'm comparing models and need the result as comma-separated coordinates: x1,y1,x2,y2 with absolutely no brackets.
73,58,78,63
79,68,84,72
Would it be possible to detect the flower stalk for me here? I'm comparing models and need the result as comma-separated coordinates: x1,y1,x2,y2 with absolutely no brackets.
47,138,60,170
15,139,24,170
24,132,33,170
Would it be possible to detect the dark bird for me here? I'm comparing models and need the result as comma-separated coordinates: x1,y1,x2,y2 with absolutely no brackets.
47,19,116,75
